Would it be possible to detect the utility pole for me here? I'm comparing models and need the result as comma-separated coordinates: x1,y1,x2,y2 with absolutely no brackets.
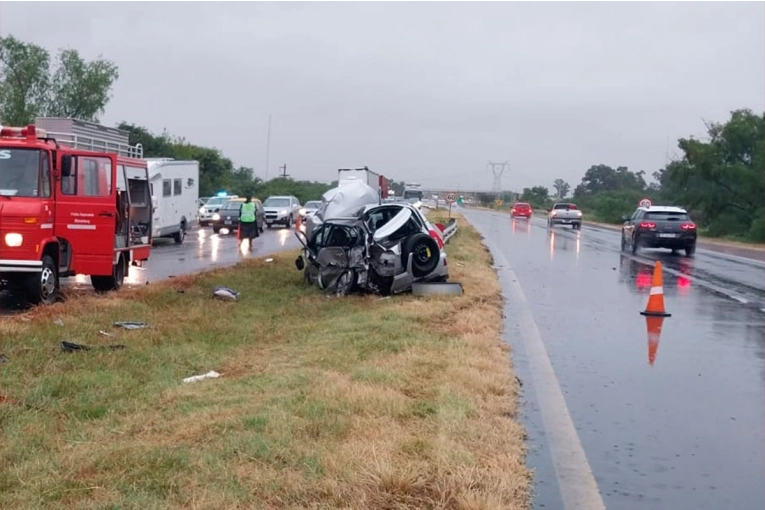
279,164,288,179
488,160,509,199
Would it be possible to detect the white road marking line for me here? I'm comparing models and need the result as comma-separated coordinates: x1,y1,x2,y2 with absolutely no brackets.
486,239,606,510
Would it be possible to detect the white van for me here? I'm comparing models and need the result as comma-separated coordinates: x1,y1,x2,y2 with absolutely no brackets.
148,158,200,244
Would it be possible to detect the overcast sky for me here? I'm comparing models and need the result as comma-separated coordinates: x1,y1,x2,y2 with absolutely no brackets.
1,2,763,192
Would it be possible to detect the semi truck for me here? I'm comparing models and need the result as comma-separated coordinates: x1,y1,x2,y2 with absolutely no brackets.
0,118,153,305
337,166,389,201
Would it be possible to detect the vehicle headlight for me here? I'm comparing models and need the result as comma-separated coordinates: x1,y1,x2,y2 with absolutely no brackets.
212,213,220,221
199,207,205,214
551,211,557,216
299,208,306,216
280,209,288,216
4,233,23,247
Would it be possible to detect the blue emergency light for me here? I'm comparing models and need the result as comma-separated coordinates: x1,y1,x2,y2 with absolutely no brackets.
216,191,228,197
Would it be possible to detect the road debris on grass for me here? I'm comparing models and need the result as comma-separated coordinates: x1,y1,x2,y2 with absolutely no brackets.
182,370,221,383
213,286,240,301
60,341,126,353
113,321,149,330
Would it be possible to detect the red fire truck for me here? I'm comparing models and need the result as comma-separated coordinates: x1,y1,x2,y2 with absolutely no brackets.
0,120,153,305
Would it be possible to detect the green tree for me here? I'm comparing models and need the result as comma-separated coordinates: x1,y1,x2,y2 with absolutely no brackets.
46,48,119,121
0,35,50,125
660,109,764,240
553,178,570,199
0,36,119,125
521,186,550,208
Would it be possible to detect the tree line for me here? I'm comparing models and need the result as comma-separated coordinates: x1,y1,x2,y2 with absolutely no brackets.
0,35,332,204
512,109,763,243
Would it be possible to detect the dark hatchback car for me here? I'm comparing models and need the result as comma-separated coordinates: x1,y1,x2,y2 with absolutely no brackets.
621,205,697,256
211,198,265,235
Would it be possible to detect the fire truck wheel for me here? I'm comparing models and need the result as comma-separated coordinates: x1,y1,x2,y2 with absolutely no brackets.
91,255,126,292
25,255,59,306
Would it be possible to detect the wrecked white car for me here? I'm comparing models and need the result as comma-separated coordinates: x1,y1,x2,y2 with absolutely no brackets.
294,181,448,296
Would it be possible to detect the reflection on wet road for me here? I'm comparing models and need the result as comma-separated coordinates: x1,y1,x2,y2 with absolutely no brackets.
463,208,765,510
1,226,301,312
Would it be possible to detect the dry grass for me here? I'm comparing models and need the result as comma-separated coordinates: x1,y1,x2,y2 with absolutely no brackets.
0,213,530,510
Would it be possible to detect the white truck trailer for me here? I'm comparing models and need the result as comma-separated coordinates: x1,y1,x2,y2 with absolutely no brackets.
147,158,200,244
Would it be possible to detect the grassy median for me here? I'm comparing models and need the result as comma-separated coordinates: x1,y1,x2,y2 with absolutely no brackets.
0,213,530,510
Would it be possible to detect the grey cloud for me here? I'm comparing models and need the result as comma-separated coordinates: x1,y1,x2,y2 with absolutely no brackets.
1,1,762,191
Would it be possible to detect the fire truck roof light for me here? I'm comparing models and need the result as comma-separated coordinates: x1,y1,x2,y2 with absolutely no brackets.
0,125,45,139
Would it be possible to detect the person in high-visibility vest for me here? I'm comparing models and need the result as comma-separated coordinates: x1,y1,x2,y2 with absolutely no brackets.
239,195,258,248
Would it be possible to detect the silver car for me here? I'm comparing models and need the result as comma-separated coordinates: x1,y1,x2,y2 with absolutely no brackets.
295,200,449,296
263,196,301,228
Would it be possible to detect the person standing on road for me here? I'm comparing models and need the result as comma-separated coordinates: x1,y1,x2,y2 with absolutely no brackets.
239,194,258,249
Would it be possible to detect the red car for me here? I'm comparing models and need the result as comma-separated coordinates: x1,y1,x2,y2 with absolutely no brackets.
511,202,532,218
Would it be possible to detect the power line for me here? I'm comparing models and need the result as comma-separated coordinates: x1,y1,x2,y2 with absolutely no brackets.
488,160,509,196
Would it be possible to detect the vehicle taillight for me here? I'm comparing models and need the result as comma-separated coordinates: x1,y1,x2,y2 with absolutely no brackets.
568,204,578,210
681,223,696,230
640,222,656,229
511,208,516,213
429,229,444,249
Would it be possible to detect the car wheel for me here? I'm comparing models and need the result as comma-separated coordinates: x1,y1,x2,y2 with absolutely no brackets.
288,215,293,229
335,269,356,296
631,234,640,254
25,255,59,305
91,254,126,292
213,227,220,234
685,243,696,257
173,223,186,244
402,233,440,278
620,235,626,252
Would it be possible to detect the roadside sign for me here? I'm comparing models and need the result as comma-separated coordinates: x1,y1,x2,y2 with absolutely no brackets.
495,199,503,207
457,196,463,205
445,192,457,204
638,198,652,208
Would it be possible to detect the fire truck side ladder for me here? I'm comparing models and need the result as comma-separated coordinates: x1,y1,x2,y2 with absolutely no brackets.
45,131,144,158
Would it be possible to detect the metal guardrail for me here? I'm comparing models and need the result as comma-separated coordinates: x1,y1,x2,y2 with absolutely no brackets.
441,219,458,243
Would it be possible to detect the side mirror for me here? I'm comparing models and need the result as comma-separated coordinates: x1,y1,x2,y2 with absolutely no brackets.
61,155,73,178
546,208,551,213
621,215,630,222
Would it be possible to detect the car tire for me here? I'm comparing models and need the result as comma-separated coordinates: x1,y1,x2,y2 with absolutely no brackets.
287,215,293,229
685,243,696,257
25,255,59,306
213,227,220,234
173,222,186,244
334,269,356,296
620,235,626,252
402,233,440,278
631,234,640,254
91,254,126,293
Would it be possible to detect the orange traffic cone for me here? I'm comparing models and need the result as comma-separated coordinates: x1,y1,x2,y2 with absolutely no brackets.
236,224,242,241
640,261,672,317
295,214,302,230
645,315,665,365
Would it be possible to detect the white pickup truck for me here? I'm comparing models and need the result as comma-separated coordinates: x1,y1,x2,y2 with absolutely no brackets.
547,202,583,230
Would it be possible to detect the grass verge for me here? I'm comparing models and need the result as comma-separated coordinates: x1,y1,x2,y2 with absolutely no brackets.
0,213,530,510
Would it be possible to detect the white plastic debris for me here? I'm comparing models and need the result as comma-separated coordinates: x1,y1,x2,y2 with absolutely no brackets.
114,321,148,330
183,371,221,383
265,258,274,263
213,285,240,301
53,319,64,326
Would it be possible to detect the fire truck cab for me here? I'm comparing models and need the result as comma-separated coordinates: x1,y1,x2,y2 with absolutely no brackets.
0,122,153,305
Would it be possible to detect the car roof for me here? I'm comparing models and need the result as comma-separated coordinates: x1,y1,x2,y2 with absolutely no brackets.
639,205,687,213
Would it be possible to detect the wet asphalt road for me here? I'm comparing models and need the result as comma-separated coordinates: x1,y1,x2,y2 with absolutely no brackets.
461,206,765,510
0,225,302,313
